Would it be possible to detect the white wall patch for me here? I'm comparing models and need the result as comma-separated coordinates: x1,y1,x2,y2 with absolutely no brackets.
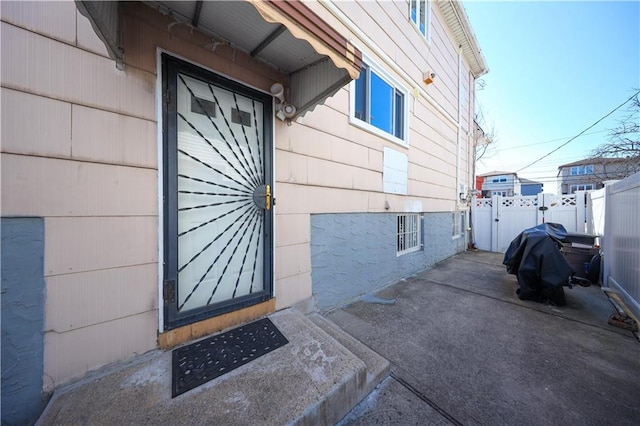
383,147,408,195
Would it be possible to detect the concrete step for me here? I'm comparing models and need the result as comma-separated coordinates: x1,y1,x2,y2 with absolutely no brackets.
307,313,390,402
36,309,388,426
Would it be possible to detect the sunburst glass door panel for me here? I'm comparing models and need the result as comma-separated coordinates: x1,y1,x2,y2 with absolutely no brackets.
163,56,273,330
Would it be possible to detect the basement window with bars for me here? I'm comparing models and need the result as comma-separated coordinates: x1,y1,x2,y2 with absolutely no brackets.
397,214,422,255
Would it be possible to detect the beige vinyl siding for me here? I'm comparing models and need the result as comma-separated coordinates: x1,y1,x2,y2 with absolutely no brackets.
43,311,157,389
270,1,479,239
1,155,157,218
460,69,472,130
0,0,77,44
1,22,156,121
272,0,477,313
340,1,466,181
430,5,464,114
1,1,158,388
1,88,72,158
1,1,290,387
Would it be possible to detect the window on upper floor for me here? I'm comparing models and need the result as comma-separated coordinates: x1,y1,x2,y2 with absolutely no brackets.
570,165,594,175
352,61,408,145
410,0,431,41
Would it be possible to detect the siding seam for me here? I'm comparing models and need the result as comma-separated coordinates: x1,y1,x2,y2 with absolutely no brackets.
0,151,158,171
44,309,158,334
0,20,156,77
43,262,158,279
0,85,158,124
276,148,380,174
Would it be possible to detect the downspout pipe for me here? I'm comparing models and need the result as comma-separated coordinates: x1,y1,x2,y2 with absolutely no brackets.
456,45,462,205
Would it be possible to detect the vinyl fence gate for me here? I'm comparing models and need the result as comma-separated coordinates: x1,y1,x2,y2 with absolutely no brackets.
471,192,586,253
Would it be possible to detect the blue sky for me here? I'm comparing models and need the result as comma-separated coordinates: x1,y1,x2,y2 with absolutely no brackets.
463,0,640,192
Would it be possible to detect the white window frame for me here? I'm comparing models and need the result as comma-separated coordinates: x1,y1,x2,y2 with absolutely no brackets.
409,0,431,42
570,184,594,193
397,213,422,256
570,165,594,175
452,212,464,239
350,55,409,147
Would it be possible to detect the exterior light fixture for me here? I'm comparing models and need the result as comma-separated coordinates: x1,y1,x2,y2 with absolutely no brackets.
270,83,297,121
270,83,285,103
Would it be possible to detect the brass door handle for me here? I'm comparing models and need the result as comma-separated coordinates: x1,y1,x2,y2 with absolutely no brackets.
265,184,271,211
252,184,273,210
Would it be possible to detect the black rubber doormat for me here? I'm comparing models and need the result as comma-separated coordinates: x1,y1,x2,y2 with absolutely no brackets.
171,317,288,397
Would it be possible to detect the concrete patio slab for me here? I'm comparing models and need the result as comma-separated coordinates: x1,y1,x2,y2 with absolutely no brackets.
329,251,640,425
337,376,451,426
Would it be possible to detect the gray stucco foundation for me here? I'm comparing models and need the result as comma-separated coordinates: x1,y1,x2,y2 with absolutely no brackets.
311,212,466,311
1,217,47,425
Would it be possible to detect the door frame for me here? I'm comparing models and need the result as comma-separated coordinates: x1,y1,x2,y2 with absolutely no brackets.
160,53,274,331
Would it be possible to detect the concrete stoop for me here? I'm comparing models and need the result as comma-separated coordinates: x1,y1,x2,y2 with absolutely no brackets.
37,309,389,426
306,313,390,402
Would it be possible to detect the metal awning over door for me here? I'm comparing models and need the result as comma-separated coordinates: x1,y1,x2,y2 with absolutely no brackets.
76,0,362,119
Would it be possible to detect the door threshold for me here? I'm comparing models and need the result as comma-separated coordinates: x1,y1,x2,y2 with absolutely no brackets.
158,299,276,349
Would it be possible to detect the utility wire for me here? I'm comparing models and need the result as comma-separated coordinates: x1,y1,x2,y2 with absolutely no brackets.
480,153,594,170
514,90,640,173
499,129,608,151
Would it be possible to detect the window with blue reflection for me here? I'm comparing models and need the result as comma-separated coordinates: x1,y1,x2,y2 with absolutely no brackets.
410,0,428,37
570,165,594,175
353,63,406,142
370,72,393,134
411,0,417,25
354,65,368,121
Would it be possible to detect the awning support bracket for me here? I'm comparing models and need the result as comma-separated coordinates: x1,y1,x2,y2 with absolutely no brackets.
250,24,287,58
75,0,124,70
192,0,204,28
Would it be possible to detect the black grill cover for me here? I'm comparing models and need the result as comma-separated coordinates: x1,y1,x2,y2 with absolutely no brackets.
503,223,574,305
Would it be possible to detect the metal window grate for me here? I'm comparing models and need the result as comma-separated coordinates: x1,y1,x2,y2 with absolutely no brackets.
397,213,421,255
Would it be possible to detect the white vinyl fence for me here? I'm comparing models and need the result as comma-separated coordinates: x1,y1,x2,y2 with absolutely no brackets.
602,172,640,321
472,176,640,321
471,192,586,253
586,187,606,236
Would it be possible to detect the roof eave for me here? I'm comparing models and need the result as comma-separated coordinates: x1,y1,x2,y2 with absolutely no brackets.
437,0,488,78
